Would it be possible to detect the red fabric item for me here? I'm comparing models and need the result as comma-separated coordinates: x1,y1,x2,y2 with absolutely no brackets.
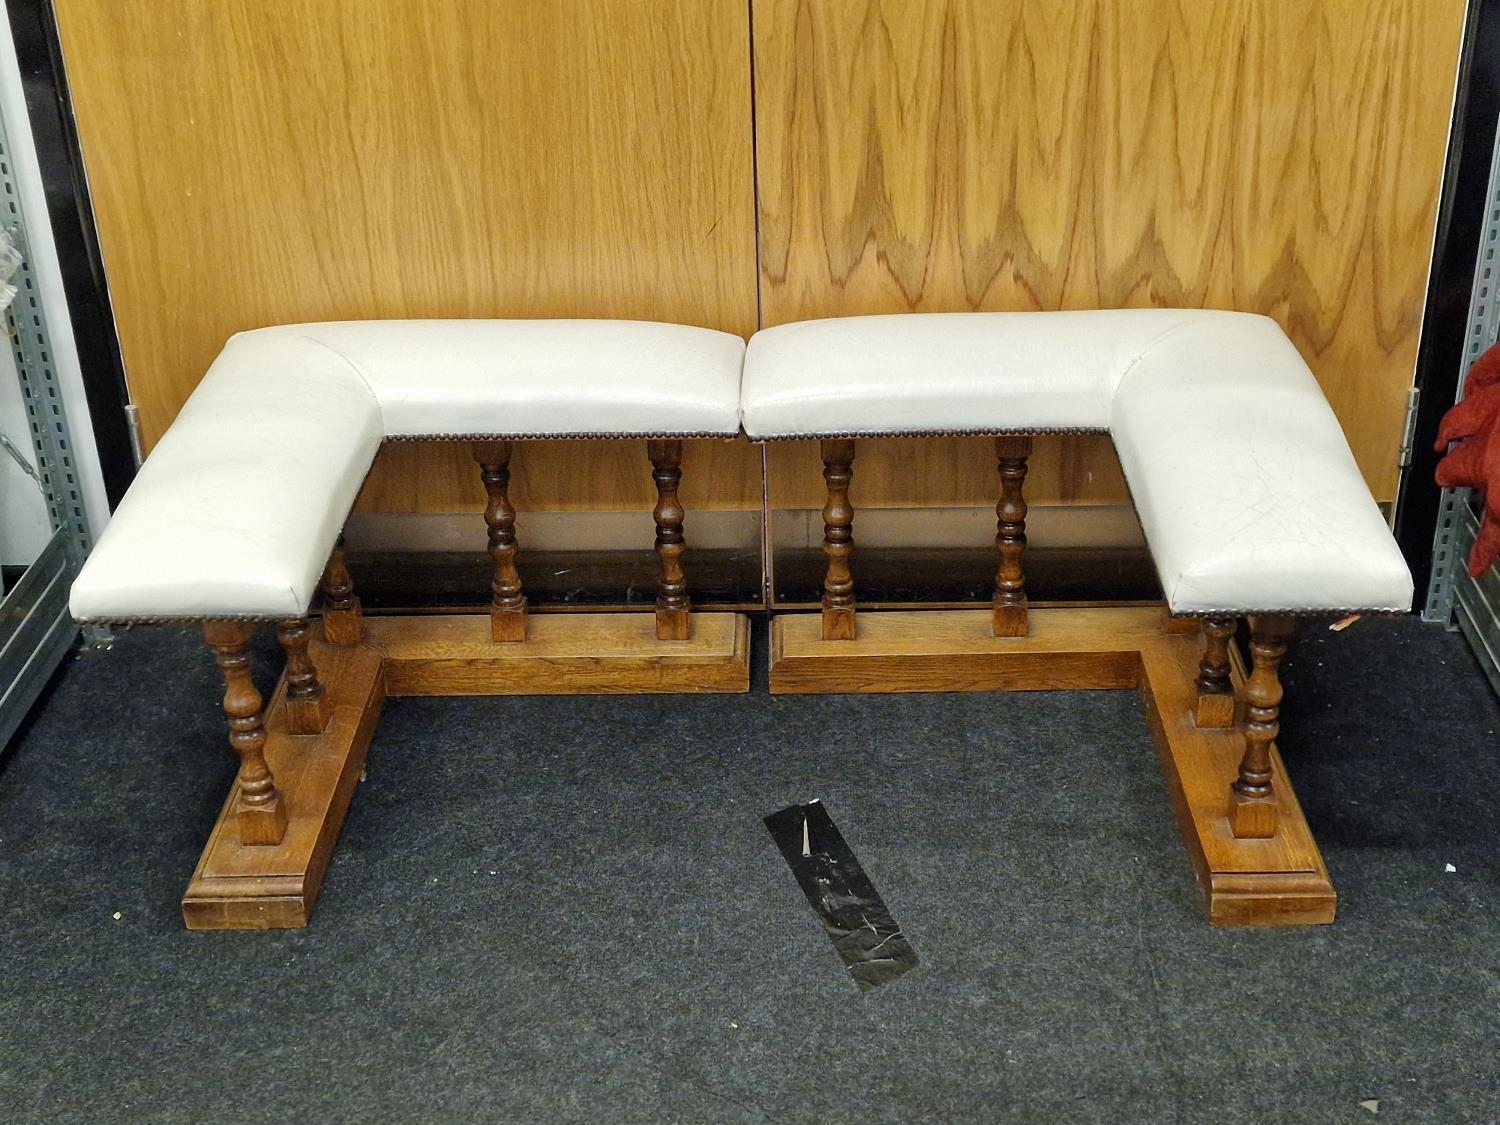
1464,340,1500,395
1435,341,1500,576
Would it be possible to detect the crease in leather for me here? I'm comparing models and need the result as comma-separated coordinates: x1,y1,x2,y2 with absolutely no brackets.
1105,315,1206,402
295,332,383,424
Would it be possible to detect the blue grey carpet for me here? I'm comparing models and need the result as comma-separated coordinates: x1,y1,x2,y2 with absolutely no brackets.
0,615,1496,1123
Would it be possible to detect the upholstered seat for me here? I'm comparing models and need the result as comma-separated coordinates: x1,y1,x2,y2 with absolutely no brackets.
69,320,746,622
742,310,1414,616
284,319,746,438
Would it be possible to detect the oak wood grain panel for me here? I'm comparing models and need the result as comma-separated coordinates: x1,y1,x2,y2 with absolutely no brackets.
55,0,760,512
754,0,1464,505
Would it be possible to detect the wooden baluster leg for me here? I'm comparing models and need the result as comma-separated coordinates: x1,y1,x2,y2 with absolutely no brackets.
649,439,691,641
474,440,528,642
1194,616,1238,728
1228,615,1296,839
820,438,857,640
320,537,363,645
992,435,1032,637
278,617,333,735
203,621,288,846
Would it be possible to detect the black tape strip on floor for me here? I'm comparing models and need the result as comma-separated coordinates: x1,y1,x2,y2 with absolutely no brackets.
764,799,919,991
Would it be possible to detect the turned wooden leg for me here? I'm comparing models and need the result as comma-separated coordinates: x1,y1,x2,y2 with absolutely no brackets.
1228,615,1295,839
320,537,363,645
1194,616,1238,728
820,438,856,640
203,621,288,846
278,617,333,735
649,439,691,641
992,435,1032,637
474,440,528,642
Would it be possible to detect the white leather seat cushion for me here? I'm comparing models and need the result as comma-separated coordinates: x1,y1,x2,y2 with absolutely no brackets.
742,310,1209,437
742,310,1413,615
280,319,745,437
1110,315,1413,615
70,319,745,621
69,332,384,621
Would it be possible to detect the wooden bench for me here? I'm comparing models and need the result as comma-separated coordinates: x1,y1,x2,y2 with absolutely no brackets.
741,309,1413,924
70,318,751,927
69,310,1415,928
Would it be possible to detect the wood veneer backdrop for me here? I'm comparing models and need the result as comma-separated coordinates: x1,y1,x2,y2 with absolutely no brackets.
56,0,1463,519
755,0,1465,508
52,0,761,514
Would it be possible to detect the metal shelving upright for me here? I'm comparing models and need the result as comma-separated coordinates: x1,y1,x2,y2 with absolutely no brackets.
0,94,90,752
1424,115,1500,698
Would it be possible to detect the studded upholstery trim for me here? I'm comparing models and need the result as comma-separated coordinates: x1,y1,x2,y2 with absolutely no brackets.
750,426,1109,441
1165,607,1409,620
385,430,738,442
71,613,290,627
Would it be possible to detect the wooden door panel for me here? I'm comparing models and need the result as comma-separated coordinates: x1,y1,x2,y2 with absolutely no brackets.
56,0,761,513
753,0,1465,506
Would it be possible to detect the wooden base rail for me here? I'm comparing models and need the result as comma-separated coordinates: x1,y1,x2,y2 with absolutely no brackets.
188,601,1321,931
186,510,1320,931
770,606,1333,927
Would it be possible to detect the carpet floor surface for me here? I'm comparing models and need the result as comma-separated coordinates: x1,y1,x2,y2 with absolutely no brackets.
0,615,1496,1123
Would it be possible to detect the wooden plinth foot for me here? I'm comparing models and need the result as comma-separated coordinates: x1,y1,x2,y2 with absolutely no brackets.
770,606,1335,925
821,605,857,641
490,609,529,643
284,694,334,737
656,608,692,641
1195,692,1236,729
361,611,750,696
322,608,363,647
236,797,288,847
1228,792,1279,839
992,600,1029,638
183,643,385,930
